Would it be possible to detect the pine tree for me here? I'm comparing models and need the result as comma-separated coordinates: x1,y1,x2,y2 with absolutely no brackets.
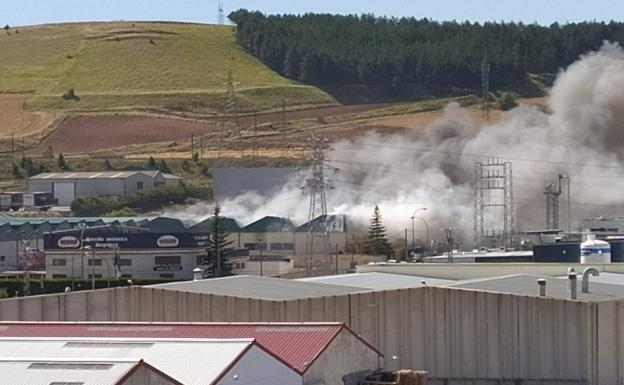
146,156,157,170
157,159,171,173
365,205,392,257
206,205,234,277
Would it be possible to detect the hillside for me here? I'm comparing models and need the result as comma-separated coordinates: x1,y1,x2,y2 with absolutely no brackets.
0,22,335,116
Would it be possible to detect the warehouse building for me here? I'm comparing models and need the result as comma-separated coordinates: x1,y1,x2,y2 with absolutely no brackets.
5,269,624,384
27,171,181,206
0,322,380,385
0,336,300,385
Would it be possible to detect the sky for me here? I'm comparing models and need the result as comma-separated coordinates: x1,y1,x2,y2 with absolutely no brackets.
3,0,624,27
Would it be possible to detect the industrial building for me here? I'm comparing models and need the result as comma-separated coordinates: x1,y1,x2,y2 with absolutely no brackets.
0,322,379,385
27,171,181,206
5,266,624,383
0,336,301,385
0,214,348,279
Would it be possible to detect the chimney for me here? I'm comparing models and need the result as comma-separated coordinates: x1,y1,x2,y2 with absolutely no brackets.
193,267,203,281
537,279,547,297
568,271,578,300
582,267,600,293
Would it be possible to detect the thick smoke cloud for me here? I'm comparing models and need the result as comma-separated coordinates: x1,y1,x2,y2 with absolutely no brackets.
175,42,624,247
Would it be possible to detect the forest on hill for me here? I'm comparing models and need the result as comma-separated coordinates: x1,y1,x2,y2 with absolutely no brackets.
229,10,624,98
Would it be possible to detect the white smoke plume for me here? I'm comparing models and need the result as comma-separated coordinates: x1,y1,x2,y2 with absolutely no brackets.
175,42,624,247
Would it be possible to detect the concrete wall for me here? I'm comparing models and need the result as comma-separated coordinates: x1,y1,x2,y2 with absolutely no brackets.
305,328,378,385
0,286,598,383
124,173,157,194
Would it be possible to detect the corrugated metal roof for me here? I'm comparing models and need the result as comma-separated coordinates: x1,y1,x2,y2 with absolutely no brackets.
295,215,347,233
242,216,295,233
190,217,241,233
0,338,254,385
0,360,138,385
151,275,368,300
0,323,348,374
445,273,624,301
29,171,161,180
298,272,455,289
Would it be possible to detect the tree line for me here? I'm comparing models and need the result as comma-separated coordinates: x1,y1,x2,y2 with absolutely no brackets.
229,10,624,92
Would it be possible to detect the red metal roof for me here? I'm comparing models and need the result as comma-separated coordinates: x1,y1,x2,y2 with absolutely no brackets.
0,322,349,374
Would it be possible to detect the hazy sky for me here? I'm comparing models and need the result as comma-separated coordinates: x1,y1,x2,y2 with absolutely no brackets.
4,0,623,27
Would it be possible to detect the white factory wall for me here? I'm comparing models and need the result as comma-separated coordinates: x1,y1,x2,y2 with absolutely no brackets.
230,258,294,277
304,327,379,385
238,232,296,255
294,232,346,255
0,286,602,384
219,344,302,385
45,249,206,279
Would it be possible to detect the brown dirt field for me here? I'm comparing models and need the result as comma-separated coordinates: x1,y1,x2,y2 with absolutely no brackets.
0,94,54,137
34,103,398,154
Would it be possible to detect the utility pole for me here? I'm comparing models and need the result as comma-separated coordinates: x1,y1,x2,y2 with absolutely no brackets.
282,99,286,129
10,133,14,162
303,134,338,276
190,133,194,159
443,227,456,263
404,228,408,262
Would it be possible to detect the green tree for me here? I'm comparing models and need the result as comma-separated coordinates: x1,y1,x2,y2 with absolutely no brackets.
157,159,171,173
365,205,392,257
146,156,157,169
205,205,234,277
57,153,69,170
498,92,518,111
103,159,114,171
11,163,22,179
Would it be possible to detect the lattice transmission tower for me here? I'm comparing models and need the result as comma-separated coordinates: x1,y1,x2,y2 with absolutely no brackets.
217,2,225,25
303,134,338,275
474,158,514,248
481,54,491,122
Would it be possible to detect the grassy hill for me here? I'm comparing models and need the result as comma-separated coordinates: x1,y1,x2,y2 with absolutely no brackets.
0,22,335,115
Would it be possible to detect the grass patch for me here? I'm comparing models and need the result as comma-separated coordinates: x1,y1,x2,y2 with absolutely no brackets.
0,22,334,114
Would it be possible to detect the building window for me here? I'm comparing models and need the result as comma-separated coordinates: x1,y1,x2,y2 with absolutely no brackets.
270,243,283,250
118,259,132,266
52,258,67,266
137,181,144,190
159,273,174,279
282,243,294,250
258,243,267,251
0,256,4,261
52,274,67,279
87,259,102,266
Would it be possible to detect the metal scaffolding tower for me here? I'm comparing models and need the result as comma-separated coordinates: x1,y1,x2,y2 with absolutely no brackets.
303,134,337,275
474,158,514,248
544,176,563,229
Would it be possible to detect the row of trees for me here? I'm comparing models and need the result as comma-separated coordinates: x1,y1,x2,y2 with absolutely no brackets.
229,10,624,91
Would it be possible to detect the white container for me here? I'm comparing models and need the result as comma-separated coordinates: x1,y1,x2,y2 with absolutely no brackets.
581,234,611,263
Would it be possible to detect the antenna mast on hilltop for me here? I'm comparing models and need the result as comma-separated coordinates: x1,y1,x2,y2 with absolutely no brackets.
217,2,225,25
304,134,338,276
